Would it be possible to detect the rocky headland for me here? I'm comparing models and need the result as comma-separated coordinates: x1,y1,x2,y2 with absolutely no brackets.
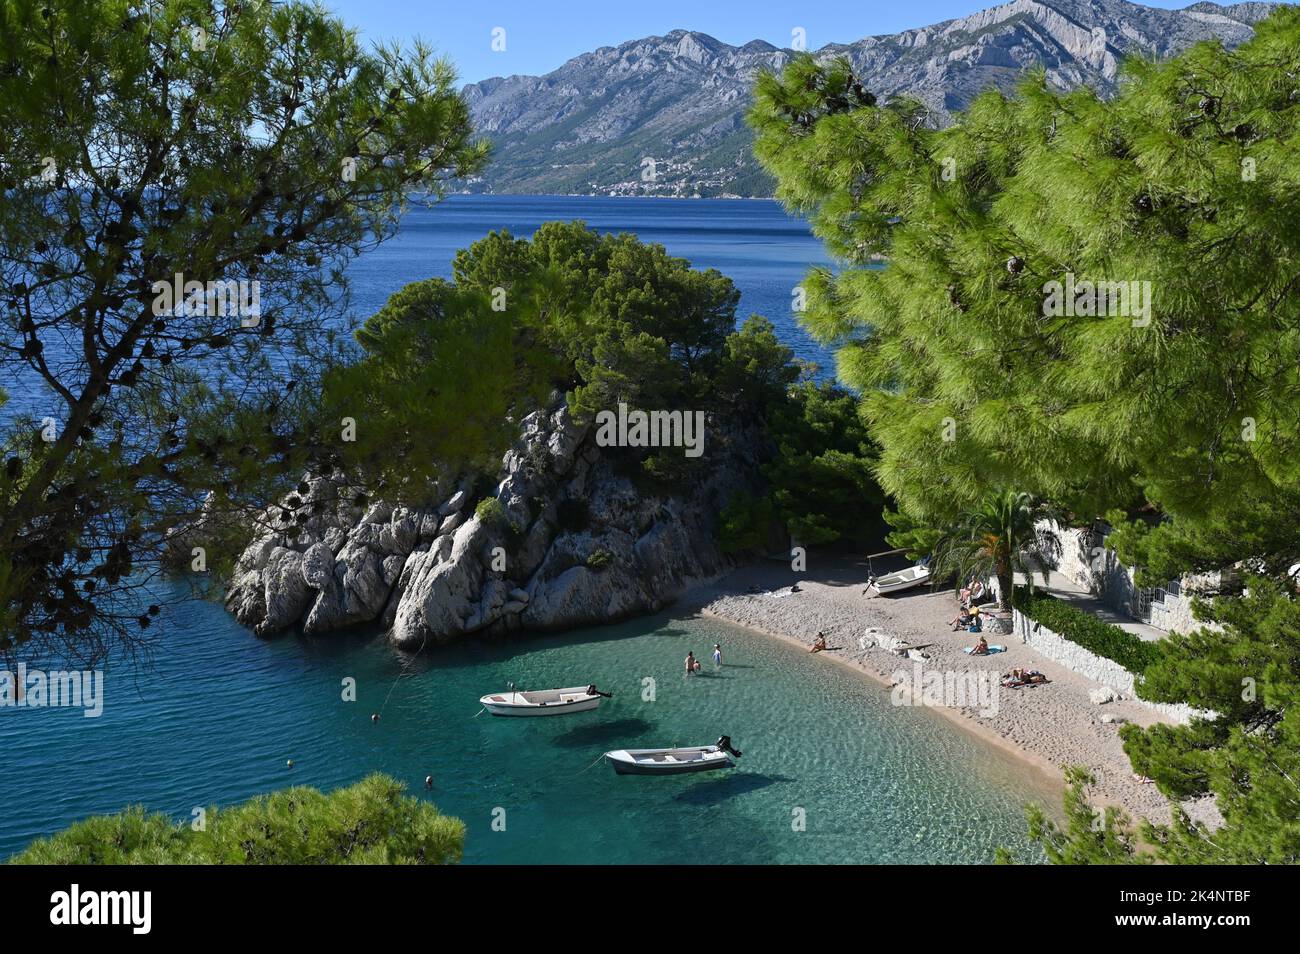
224,402,768,649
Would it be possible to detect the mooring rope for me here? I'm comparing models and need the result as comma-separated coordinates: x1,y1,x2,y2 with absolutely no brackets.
573,751,607,777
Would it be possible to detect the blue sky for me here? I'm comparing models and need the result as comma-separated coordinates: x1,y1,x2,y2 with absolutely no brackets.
322,0,1201,83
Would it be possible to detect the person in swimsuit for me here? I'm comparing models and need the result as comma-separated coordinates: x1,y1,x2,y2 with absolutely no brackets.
685,651,700,674
810,632,828,653
712,643,722,667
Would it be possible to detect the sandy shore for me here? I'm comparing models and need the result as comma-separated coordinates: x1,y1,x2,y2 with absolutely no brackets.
679,555,1216,827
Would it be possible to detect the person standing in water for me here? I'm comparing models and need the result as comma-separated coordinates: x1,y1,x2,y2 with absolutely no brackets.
712,643,723,667
685,651,699,674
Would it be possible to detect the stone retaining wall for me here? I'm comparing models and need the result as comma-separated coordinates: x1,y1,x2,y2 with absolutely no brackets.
1013,609,1201,725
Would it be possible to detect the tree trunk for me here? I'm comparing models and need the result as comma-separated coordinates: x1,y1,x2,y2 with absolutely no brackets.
998,569,1013,613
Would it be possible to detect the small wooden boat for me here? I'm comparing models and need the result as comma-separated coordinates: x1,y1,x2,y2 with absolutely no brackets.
867,564,930,595
479,685,609,717
605,737,742,776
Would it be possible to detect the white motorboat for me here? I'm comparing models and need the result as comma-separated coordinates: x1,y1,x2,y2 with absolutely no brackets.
867,564,931,595
479,685,609,717
605,737,742,775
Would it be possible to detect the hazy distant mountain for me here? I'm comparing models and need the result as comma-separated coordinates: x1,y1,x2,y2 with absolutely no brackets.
460,0,1282,197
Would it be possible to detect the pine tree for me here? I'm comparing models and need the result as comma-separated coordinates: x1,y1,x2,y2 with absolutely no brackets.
751,9,1300,864
749,10,1300,580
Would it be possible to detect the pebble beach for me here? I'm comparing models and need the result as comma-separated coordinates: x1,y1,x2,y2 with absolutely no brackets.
685,556,1219,827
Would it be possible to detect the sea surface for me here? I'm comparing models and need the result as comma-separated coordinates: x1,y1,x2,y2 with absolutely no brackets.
341,194,839,371
0,196,1057,863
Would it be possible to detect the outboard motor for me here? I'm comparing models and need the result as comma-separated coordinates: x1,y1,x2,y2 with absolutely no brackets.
586,684,614,698
716,735,743,758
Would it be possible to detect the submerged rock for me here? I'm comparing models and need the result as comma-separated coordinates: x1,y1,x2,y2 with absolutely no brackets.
224,401,765,648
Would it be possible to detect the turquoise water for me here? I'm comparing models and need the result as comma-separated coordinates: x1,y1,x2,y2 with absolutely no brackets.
0,196,1056,862
1,582,1057,863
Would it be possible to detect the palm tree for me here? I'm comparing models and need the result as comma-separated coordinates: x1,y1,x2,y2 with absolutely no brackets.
929,490,1063,613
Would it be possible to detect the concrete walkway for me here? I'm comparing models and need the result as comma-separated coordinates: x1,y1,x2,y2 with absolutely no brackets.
1020,570,1167,642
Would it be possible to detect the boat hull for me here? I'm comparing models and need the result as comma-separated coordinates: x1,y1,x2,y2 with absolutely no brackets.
479,692,602,717
604,747,735,776
870,567,931,595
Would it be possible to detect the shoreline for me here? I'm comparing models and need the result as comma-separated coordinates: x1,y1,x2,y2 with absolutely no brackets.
695,604,1070,809
678,556,1220,827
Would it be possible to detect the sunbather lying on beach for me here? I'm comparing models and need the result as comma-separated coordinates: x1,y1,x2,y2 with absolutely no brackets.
1002,668,1049,688
949,610,973,631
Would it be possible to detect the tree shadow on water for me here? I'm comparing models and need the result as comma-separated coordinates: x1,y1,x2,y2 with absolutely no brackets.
549,717,656,749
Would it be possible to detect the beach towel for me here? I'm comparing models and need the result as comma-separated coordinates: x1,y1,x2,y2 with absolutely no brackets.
962,645,1005,655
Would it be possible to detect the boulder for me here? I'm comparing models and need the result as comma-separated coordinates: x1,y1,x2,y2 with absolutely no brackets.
301,543,335,590
438,489,469,516
259,548,311,636
225,401,757,645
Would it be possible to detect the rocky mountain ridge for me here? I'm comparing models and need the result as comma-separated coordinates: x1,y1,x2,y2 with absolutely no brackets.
461,0,1281,196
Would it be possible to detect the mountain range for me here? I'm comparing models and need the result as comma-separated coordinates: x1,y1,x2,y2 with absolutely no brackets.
459,0,1282,197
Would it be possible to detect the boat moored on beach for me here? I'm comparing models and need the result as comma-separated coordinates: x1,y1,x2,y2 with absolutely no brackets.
479,685,610,717
867,564,931,595
605,736,743,775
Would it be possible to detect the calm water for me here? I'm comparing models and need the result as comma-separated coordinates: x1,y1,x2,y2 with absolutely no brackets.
343,194,838,372
1,197,1056,862
4,195,835,421
2,582,1057,863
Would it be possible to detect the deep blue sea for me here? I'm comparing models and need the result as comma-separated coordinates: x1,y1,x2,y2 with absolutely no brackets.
341,194,839,370
0,196,1057,863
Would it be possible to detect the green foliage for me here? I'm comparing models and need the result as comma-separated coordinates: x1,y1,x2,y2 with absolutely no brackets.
1118,577,1300,862
752,5,1300,869
0,0,487,661
474,497,507,528
450,220,740,421
1019,580,1300,864
585,548,614,570
763,380,882,547
1015,587,1164,673
713,315,802,415
717,490,776,554
713,377,883,552
882,506,944,561
333,278,559,497
749,10,1300,583
1023,768,1148,865
1104,503,1298,591
926,490,1063,611
9,774,464,865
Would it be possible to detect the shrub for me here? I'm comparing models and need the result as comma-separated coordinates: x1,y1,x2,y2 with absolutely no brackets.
9,774,464,865
475,497,507,527
1015,587,1164,674
716,490,775,554
586,548,614,570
